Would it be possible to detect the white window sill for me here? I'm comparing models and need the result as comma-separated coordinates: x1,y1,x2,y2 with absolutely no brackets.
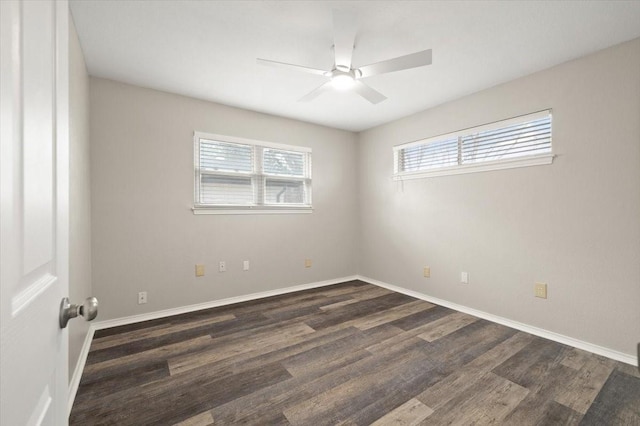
192,207,313,215
393,153,554,181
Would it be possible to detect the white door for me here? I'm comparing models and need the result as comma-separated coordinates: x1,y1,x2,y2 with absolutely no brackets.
1,0,70,424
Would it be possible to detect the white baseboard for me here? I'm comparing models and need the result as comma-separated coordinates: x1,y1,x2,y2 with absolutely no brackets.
358,275,637,366
92,275,358,330
68,324,95,416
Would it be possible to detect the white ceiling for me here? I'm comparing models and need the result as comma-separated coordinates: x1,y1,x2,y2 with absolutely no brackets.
70,1,640,132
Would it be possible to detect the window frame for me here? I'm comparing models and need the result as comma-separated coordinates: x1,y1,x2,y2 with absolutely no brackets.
393,110,554,180
193,131,312,215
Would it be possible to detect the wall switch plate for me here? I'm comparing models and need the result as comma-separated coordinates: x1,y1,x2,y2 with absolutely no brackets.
138,291,147,304
305,259,312,268
219,261,226,272
535,283,548,299
243,260,250,271
195,264,205,277
461,272,469,284
423,267,431,278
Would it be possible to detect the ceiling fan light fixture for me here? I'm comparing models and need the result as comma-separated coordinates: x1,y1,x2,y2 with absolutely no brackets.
330,70,355,90
257,10,432,104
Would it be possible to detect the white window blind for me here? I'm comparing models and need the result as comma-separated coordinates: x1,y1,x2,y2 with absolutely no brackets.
194,132,312,213
394,110,553,179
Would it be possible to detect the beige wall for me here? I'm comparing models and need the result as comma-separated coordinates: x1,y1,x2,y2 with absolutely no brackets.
357,38,640,357
68,16,92,380
90,78,358,320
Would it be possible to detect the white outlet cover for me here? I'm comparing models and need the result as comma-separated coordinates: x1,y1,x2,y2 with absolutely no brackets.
461,272,469,284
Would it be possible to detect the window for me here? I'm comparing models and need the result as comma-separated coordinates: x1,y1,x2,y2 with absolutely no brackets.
194,132,312,214
394,110,553,179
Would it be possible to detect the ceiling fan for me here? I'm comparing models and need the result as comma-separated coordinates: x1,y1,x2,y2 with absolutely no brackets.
257,9,432,104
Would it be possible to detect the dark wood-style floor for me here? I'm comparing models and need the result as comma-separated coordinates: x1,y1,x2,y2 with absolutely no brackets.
70,281,640,425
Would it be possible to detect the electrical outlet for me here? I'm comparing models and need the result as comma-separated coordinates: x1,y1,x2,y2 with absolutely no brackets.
423,267,431,278
219,261,226,272
195,264,205,277
305,259,312,268
243,260,250,271
138,291,147,304
535,283,547,299
460,272,469,284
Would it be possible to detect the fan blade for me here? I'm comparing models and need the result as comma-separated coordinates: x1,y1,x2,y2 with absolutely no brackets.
333,9,357,71
257,58,328,76
357,49,432,78
299,81,333,102
352,81,387,104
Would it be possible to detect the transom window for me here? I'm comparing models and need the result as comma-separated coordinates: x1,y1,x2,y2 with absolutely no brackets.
194,132,312,214
394,110,553,179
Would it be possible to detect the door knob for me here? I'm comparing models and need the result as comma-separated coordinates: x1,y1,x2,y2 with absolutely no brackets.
59,297,99,329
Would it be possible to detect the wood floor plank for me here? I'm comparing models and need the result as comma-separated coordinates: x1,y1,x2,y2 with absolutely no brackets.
73,360,169,407
173,410,214,426
281,324,403,377
417,331,534,410
364,309,459,354
341,322,521,425
282,343,433,425
416,310,478,342
369,398,433,426
319,286,392,311
495,338,589,425
230,280,368,314
500,365,581,425
502,386,585,426
82,335,213,377
503,399,584,426
162,325,394,395
286,321,518,425
386,304,454,331
169,326,363,383
261,294,356,322
491,335,569,388
70,281,640,426
317,298,361,311
90,313,235,352
355,300,435,330
581,369,640,425
614,361,640,378
561,347,595,371
86,311,267,365
212,330,432,424
168,322,316,375
304,292,418,330
555,355,616,414
92,316,173,339
424,372,530,425
71,362,292,426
